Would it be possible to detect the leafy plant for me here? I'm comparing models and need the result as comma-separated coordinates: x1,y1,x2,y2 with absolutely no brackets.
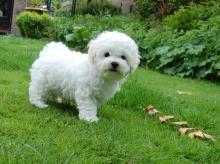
134,0,206,19
142,15,220,80
29,0,44,7
16,12,54,39
52,15,146,52
162,2,220,31
134,0,156,18
81,2,121,16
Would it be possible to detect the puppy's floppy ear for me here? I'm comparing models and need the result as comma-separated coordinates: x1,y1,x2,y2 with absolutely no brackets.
130,44,141,73
130,53,141,73
88,40,96,63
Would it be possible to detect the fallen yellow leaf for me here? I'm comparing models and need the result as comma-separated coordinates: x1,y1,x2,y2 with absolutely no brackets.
144,105,160,116
144,105,154,111
148,108,160,116
159,115,174,123
172,121,188,126
179,128,194,135
188,130,216,141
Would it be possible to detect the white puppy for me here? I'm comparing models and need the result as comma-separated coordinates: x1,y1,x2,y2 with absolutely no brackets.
29,31,140,122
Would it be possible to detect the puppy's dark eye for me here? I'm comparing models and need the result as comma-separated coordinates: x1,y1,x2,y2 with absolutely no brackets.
121,55,126,60
104,52,110,57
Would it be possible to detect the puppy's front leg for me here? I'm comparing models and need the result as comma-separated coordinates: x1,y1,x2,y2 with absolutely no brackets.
75,97,99,122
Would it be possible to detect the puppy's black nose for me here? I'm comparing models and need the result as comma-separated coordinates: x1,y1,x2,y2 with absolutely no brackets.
111,62,119,69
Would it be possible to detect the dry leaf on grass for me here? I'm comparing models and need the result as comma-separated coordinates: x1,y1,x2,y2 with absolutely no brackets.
144,105,154,111
144,105,216,141
159,115,174,123
188,130,216,141
177,90,193,96
172,121,188,126
144,105,160,116
148,108,160,116
179,128,194,135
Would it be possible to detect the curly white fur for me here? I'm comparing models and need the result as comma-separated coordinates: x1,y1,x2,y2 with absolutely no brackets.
29,31,140,122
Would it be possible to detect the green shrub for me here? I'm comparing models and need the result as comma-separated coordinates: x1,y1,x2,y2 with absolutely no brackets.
134,0,156,18
81,3,121,16
134,0,206,19
52,15,146,51
29,0,44,7
139,1,220,81
162,2,220,31
168,0,206,8
16,12,54,39
141,15,220,80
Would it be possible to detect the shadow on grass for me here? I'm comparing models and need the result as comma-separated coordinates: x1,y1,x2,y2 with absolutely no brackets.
48,101,79,117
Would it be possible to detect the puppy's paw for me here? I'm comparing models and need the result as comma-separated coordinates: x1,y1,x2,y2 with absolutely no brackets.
32,101,48,109
85,116,99,122
79,113,99,122
38,104,49,109
89,116,99,122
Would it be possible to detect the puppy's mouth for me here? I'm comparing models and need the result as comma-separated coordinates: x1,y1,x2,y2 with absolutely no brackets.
102,68,125,80
109,68,118,72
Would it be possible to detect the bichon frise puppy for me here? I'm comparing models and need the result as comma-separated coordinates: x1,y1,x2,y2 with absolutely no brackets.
29,31,140,122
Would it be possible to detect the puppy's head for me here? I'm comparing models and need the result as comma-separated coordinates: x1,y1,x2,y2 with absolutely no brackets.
88,31,140,80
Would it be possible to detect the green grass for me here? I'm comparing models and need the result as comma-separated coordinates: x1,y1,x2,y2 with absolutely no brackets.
0,36,220,163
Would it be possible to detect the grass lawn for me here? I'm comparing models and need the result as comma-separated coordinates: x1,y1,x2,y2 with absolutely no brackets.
0,36,220,163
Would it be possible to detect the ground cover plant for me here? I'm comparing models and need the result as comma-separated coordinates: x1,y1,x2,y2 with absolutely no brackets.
139,1,220,81
0,36,220,163
141,22,220,80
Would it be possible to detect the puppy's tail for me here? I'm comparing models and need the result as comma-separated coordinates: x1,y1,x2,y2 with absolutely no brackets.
39,42,71,58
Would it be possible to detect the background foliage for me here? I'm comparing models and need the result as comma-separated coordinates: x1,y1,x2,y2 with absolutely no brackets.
81,3,121,16
162,1,220,31
51,15,146,51
134,0,207,19
16,1,220,81
138,1,220,80
134,0,156,18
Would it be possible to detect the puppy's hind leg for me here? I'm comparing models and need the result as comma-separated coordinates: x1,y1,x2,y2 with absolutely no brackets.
29,81,48,109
